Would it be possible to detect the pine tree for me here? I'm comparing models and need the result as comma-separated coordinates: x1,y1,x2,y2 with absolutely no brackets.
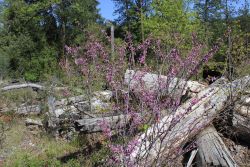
0,0,101,81
113,0,152,42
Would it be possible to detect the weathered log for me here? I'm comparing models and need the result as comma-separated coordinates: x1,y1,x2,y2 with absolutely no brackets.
54,91,112,117
234,104,250,117
0,91,112,116
124,69,207,95
54,90,112,107
129,76,250,166
17,105,41,115
240,96,250,106
232,112,250,143
0,104,41,115
195,126,237,167
186,149,198,167
75,114,129,133
1,83,44,91
222,135,250,166
54,95,86,106
125,69,249,97
25,118,43,127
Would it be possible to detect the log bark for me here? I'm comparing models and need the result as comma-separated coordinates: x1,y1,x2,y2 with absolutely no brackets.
54,95,86,106
54,90,112,107
195,126,237,167
129,76,250,166
0,105,41,115
234,104,250,117
1,83,44,91
16,105,41,115
232,112,250,143
25,118,43,127
240,96,250,106
124,69,207,96
75,114,129,133
1,91,112,116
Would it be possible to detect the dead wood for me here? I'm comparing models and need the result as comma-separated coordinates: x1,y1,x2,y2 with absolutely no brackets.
234,104,250,117
75,114,129,133
129,75,250,166
0,105,41,115
231,112,250,144
1,83,44,91
195,126,237,167
124,69,207,96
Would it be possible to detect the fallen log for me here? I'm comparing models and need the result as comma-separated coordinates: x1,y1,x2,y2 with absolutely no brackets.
124,69,207,96
25,118,43,127
0,90,112,116
232,112,250,144
75,114,129,133
54,95,86,106
54,90,112,107
129,76,250,166
0,83,44,91
16,105,41,115
195,126,237,167
234,104,250,117
0,104,41,115
222,135,250,166
240,96,250,106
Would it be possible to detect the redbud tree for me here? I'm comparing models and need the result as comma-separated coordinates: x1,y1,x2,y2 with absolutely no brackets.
66,32,219,166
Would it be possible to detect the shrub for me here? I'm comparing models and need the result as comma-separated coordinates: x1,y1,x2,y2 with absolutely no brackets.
66,32,219,166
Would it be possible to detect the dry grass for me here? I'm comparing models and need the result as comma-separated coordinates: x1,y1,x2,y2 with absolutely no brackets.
0,118,80,167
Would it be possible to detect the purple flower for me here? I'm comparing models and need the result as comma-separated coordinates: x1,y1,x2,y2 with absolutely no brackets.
75,58,85,65
191,98,199,105
98,120,112,138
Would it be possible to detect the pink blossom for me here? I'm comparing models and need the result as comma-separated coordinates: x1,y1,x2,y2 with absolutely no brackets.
191,98,199,105
98,120,112,138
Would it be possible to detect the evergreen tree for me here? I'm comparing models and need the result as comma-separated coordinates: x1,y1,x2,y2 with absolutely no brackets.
113,0,152,42
0,0,101,81
144,0,201,50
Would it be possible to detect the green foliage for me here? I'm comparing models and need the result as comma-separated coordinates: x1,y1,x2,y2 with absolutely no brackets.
0,0,101,81
144,0,201,49
113,0,152,42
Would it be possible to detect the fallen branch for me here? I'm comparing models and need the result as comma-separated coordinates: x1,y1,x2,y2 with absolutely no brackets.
1,83,44,91
186,149,198,167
